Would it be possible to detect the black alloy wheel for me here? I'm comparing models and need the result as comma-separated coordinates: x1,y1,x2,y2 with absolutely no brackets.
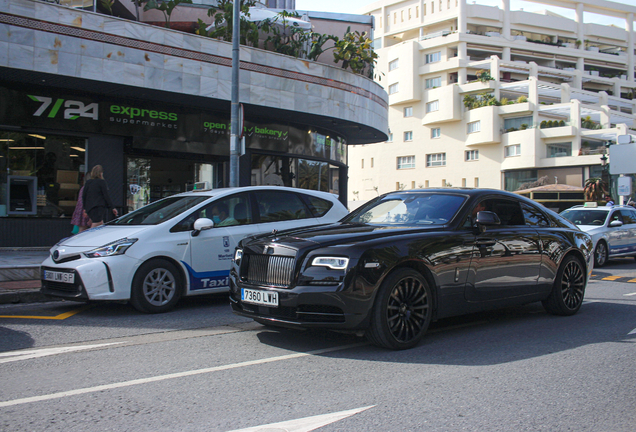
366,268,432,350
542,255,586,316
594,241,609,267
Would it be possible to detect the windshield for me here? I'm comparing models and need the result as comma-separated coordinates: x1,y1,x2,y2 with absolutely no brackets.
113,196,209,226
344,193,467,225
560,209,609,226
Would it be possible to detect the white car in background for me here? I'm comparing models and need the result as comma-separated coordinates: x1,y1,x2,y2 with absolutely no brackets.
560,203,636,267
41,186,348,313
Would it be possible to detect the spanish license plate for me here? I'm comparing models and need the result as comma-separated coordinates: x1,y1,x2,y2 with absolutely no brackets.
43,270,74,284
241,288,278,307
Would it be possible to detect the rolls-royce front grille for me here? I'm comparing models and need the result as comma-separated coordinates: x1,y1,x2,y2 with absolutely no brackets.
245,254,295,287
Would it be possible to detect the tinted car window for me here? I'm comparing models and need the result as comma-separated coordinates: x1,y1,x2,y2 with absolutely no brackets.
256,191,309,222
610,210,624,224
624,210,636,224
488,199,525,226
171,194,252,233
303,194,334,217
520,202,550,227
115,196,209,226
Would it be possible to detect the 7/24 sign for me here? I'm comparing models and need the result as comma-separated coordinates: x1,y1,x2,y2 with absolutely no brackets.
28,95,99,120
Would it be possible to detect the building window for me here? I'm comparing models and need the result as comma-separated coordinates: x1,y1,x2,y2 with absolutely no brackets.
371,158,374,167
425,180,429,187
447,0,450,8
431,1,434,13
467,121,481,134
387,133,393,142
397,156,415,169
474,177,479,187
416,6,419,17
389,59,399,71
431,128,441,138
411,181,415,188
404,106,413,117
423,4,426,15
503,116,533,132
466,150,479,161
505,144,521,157
426,100,439,113
439,0,442,10
389,83,399,95
361,159,364,168
404,131,413,141
547,142,572,157
425,77,442,88
401,10,404,22
394,12,396,24
426,153,446,167
408,8,411,19
462,178,466,187
425,52,441,63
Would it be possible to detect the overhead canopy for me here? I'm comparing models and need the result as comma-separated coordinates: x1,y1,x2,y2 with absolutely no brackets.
206,7,312,32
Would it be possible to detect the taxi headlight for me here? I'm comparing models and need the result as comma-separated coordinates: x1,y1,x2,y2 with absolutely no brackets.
311,256,349,270
234,248,243,265
84,238,138,258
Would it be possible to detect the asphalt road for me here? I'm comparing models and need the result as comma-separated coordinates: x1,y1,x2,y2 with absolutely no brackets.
1,259,635,432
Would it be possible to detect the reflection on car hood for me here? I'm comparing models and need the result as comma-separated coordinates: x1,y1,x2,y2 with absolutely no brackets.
57,225,150,248
576,225,605,234
247,223,443,249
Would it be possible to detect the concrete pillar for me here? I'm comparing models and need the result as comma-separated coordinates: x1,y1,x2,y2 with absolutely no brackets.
458,0,467,34
576,57,585,86
529,77,539,125
561,83,571,103
627,13,634,83
573,70,583,89
600,105,611,129
576,3,585,50
503,46,511,61
492,56,500,99
599,91,608,107
529,62,538,79
501,0,510,39
572,99,581,137
613,79,621,98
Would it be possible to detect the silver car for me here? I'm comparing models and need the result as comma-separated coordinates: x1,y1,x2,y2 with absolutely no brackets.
561,204,636,267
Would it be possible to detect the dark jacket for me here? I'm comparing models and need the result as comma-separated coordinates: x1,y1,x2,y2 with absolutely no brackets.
82,178,114,212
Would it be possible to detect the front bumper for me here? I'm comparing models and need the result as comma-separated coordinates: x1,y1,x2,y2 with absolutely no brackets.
229,274,373,330
40,254,141,301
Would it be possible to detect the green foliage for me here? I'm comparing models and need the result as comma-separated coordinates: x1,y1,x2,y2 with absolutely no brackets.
101,0,115,15
516,96,528,103
463,92,501,110
308,33,338,61
261,11,314,58
142,0,193,29
332,27,378,75
581,115,602,130
206,0,260,47
475,69,494,82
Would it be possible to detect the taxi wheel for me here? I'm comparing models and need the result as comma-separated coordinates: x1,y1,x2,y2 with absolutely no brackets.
365,268,432,350
542,255,585,316
130,259,183,314
594,241,608,268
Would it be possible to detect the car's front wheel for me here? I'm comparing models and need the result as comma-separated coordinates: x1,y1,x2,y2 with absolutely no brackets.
130,259,183,313
542,255,585,316
366,268,432,350
594,241,609,267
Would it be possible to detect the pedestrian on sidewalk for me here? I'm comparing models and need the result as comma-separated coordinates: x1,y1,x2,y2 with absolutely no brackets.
82,165,118,228
70,173,92,234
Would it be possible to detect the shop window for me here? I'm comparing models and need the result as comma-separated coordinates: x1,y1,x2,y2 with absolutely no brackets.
0,131,86,218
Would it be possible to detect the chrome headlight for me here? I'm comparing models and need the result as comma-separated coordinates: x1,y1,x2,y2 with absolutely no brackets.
84,238,138,258
311,256,349,270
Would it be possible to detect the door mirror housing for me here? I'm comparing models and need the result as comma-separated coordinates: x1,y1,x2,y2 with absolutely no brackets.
609,220,623,228
192,218,214,237
475,211,501,232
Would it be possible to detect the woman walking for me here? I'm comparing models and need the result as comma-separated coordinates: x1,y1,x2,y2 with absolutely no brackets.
70,174,92,233
82,165,118,228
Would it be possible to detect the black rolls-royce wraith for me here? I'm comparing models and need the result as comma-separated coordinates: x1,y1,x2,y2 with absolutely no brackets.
229,189,594,350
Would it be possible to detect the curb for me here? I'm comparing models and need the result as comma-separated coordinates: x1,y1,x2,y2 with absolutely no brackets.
0,290,51,305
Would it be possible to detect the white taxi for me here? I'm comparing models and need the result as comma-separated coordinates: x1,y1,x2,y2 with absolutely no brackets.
41,186,348,313
561,202,636,267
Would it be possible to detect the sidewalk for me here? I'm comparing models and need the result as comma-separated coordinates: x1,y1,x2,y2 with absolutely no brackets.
0,248,50,304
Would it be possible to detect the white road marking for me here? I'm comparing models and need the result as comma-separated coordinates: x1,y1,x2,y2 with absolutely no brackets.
628,328,636,335
623,292,636,297
0,342,125,364
0,342,366,408
226,405,375,432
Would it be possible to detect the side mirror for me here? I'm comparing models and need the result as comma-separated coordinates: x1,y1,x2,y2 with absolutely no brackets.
475,211,500,232
192,218,214,237
609,220,623,228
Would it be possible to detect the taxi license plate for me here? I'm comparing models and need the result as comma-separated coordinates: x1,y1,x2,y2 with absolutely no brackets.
241,288,278,307
44,270,74,284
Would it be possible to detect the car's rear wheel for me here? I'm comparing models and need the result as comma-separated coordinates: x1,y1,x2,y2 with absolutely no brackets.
366,268,432,350
130,259,182,313
594,241,609,267
542,255,585,316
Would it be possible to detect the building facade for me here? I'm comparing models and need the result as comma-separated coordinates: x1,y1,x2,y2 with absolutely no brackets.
349,0,636,205
0,0,388,247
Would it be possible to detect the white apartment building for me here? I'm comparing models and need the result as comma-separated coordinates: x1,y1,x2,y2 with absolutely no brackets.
349,0,636,203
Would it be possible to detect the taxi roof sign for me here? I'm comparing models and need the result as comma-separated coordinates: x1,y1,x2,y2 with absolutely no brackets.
583,202,598,208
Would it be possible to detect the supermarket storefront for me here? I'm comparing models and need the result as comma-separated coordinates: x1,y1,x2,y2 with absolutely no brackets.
0,84,347,247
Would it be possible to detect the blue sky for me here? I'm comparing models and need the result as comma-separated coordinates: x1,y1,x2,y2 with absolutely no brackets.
295,0,636,27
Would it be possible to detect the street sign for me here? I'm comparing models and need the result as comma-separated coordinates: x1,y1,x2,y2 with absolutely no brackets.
609,143,636,175
617,176,632,196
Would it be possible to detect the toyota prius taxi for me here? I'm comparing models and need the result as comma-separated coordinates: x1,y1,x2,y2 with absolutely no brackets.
41,186,348,313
